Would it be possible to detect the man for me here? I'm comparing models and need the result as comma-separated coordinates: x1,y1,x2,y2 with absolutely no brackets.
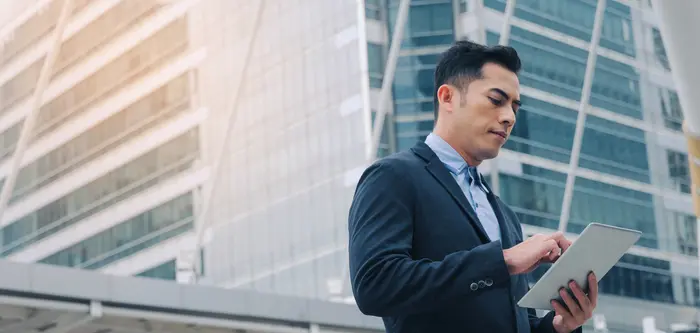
347,40,598,333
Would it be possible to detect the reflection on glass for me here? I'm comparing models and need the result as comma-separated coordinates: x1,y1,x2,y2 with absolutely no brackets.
40,193,193,269
137,259,177,280
11,74,192,203
0,130,200,256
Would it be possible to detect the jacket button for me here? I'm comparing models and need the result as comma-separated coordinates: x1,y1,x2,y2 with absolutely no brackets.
478,280,486,288
485,278,493,286
470,282,478,291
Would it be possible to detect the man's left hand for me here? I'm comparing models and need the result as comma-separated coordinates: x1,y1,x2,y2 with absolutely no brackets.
551,272,598,333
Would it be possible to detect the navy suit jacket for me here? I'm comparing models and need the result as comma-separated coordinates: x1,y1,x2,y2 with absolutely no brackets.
348,142,583,333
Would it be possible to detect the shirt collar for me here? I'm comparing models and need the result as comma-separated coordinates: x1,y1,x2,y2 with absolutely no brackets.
424,133,489,192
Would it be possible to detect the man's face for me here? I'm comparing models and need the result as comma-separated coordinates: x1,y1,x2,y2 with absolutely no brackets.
437,62,520,164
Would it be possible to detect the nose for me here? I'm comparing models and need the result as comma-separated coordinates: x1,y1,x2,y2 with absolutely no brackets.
499,107,516,127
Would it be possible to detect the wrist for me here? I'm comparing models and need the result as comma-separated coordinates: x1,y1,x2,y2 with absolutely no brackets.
502,249,515,275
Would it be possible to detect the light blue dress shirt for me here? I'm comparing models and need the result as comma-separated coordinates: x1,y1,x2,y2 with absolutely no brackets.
425,133,501,242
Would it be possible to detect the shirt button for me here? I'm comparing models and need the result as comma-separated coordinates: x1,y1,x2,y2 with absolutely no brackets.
470,283,478,291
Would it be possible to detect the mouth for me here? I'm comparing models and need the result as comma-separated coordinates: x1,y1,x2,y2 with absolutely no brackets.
489,130,507,140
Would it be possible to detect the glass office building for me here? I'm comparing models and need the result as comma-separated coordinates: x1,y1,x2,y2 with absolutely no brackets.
0,0,208,278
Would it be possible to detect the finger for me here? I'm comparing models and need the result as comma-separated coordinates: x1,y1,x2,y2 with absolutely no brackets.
552,313,565,328
569,280,592,317
541,239,560,258
551,299,572,319
560,288,584,322
588,272,599,308
548,231,571,253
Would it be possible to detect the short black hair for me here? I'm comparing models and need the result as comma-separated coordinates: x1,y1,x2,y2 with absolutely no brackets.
433,40,521,120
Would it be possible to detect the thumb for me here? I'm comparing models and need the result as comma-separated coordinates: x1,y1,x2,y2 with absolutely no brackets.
553,313,565,328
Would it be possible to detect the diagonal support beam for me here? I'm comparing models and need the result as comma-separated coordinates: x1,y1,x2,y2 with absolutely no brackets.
557,0,606,233
190,0,267,283
336,0,411,299
0,0,73,227
367,0,410,162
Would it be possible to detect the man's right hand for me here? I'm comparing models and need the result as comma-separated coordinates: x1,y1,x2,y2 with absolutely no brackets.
502,232,572,275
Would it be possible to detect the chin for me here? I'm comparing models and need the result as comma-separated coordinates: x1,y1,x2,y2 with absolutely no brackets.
479,149,500,161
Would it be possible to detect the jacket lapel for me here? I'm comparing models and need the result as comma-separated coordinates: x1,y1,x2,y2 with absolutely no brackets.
481,178,517,248
412,142,490,244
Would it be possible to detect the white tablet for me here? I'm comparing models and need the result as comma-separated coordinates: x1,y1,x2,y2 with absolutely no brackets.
517,223,642,310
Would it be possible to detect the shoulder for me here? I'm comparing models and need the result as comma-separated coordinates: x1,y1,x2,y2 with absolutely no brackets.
358,150,423,182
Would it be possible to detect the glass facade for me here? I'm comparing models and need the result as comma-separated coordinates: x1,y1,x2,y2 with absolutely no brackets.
200,0,367,300
0,0,203,276
137,259,177,280
365,0,700,320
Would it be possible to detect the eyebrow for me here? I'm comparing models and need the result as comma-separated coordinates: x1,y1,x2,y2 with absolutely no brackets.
491,88,521,107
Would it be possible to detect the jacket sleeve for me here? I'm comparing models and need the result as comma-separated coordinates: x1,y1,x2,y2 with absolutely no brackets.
348,161,511,317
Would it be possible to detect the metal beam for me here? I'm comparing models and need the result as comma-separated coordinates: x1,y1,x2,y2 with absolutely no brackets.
337,0,411,299
367,0,410,162
489,0,517,196
190,0,266,283
557,0,606,233
0,0,73,227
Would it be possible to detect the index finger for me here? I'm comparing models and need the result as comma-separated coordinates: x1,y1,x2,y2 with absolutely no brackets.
548,231,572,253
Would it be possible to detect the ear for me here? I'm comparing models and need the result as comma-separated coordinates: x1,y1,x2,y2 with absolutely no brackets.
436,84,455,113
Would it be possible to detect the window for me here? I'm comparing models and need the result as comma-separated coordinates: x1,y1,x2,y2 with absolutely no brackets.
388,0,455,49
499,166,564,230
651,27,670,71
484,0,635,56
505,95,650,183
499,165,658,248
0,130,200,257
392,53,440,113
137,259,177,280
659,88,683,131
35,18,189,139
489,28,642,119
570,177,657,248
54,0,164,75
459,0,469,13
591,56,642,119
0,57,45,113
40,193,193,270
365,0,381,20
11,74,191,202
667,150,691,194
671,212,698,257
367,43,384,89
0,0,91,66
530,254,676,304
0,122,22,163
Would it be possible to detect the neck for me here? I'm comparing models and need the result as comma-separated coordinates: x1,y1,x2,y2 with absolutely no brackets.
432,127,482,167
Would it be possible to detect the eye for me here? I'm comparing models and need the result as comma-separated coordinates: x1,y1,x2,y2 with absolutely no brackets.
488,96,504,106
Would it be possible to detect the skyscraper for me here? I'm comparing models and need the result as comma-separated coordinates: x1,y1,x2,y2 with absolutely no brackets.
0,0,207,279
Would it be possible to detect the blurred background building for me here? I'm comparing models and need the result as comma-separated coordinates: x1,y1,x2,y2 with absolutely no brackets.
0,0,697,332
